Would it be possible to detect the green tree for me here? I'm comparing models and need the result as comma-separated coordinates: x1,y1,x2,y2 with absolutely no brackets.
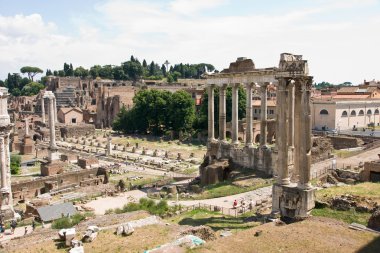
90,65,102,79
10,155,21,175
20,66,43,81
74,66,89,78
46,69,53,76
21,82,45,96
169,90,195,133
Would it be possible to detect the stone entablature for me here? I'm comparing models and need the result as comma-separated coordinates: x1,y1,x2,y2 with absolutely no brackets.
205,53,316,219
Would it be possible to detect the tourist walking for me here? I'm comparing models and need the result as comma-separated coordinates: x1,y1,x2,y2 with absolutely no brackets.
10,219,17,234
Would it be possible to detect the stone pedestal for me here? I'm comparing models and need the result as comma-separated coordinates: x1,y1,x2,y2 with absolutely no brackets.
41,161,66,176
20,135,35,155
272,184,315,219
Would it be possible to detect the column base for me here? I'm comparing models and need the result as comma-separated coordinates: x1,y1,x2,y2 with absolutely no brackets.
245,143,253,148
272,184,316,219
48,148,60,162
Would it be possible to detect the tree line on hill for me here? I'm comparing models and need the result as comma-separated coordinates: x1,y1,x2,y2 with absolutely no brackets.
0,55,216,97
113,86,247,137
45,55,215,82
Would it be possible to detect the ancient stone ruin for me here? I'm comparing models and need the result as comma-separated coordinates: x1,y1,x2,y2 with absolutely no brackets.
271,53,315,219
0,87,15,220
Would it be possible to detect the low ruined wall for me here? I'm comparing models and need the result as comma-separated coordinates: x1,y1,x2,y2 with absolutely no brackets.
12,167,106,201
362,161,380,181
60,124,95,138
206,141,276,176
329,136,363,150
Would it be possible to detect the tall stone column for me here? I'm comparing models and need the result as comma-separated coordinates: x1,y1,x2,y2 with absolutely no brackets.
44,91,59,162
106,136,112,156
287,82,295,147
0,136,6,190
25,117,29,136
245,83,254,147
276,78,290,185
298,77,313,189
41,94,45,124
231,83,239,145
218,84,227,142
53,96,58,123
207,85,215,141
294,81,302,181
0,87,14,218
260,83,269,147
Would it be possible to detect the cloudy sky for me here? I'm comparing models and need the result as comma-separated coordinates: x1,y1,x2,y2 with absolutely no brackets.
0,0,379,84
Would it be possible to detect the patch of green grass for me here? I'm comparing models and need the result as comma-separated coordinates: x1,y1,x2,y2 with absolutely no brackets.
182,167,198,175
312,207,371,225
316,182,380,202
193,180,272,200
168,209,258,232
105,198,170,216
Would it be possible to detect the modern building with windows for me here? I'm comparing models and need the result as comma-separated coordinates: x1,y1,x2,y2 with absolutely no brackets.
312,99,380,131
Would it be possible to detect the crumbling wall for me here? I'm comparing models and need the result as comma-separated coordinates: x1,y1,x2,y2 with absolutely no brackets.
12,167,107,201
311,136,333,163
329,136,364,150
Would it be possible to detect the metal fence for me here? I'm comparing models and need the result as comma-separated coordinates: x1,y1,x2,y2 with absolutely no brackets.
175,202,253,218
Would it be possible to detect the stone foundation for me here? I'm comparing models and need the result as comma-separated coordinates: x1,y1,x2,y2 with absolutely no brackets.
207,140,276,176
272,184,316,219
40,161,66,176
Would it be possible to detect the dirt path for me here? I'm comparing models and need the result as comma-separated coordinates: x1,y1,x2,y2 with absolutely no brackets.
84,186,272,215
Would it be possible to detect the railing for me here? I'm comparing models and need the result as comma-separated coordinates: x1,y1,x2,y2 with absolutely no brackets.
167,202,255,218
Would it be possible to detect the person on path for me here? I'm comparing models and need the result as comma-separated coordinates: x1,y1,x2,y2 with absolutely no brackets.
24,226,28,235
0,223,4,238
10,220,17,234
32,219,36,231
233,200,238,209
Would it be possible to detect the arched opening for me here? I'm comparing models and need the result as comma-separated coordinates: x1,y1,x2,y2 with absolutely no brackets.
341,111,348,117
320,109,329,115
94,83,98,88
359,110,364,116
351,111,356,116
255,134,260,143
367,109,372,115
375,109,379,115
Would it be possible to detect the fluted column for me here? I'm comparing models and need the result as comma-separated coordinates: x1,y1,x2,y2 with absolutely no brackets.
218,84,227,142
276,78,290,185
208,85,215,141
294,81,302,181
245,83,254,147
260,83,269,147
298,77,313,189
287,82,295,147
232,83,239,145
41,95,45,124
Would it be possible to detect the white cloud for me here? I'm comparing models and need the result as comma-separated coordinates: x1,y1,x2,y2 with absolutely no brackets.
0,0,379,84
169,0,227,14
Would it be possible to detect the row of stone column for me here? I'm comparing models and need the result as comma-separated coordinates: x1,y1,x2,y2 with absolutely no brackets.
40,91,57,124
208,82,270,147
276,77,313,189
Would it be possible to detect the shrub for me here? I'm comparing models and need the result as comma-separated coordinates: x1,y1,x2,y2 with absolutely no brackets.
51,212,92,229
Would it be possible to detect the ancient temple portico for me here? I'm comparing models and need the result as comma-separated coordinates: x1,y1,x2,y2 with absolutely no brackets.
205,57,277,175
0,87,15,220
205,54,316,218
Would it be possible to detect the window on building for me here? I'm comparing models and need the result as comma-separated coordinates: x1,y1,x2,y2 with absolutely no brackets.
71,118,77,124
351,110,356,116
320,109,329,115
341,111,348,117
359,110,364,116
375,109,379,115
367,109,372,115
